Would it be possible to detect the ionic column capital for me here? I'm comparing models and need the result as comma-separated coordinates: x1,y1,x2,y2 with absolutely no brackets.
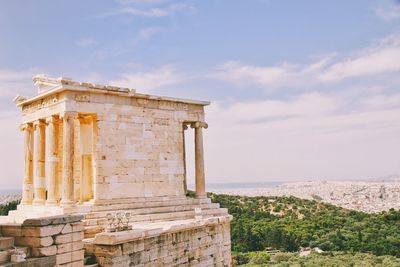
78,114,94,123
183,122,191,130
190,121,208,129
20,123,33,132
32,120,46,129
45,115,58,124
60,111,77,121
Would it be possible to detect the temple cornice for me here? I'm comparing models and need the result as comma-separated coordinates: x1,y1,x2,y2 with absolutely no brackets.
16,75,210,108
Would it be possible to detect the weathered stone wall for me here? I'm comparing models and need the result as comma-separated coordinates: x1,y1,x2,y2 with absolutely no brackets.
87,221,231,267
0,214,85,266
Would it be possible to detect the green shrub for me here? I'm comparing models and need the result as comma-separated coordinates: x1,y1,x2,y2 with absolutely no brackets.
271,252,295,263
233,252,250,265
248,251,270,264
0,200,20,216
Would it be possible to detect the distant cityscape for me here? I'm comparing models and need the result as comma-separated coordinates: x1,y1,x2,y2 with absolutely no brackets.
210,179,400,213
0,190,20,205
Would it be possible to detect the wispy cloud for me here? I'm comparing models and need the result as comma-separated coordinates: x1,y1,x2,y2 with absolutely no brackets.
375,1,400,21
111,65,188,91
75,37,97,47
117,4,193,17
137,26,163,40
0,68,40,99
213,34,400,88
115,0,171,5
204,33,400,181
101,1,195,18
92,26,164,61
205,90,400,181
213,55,334,88
319,35,400,82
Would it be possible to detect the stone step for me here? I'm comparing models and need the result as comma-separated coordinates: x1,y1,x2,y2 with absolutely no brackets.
83,206,227,230
83,207,228,238
84,264,99,267
90,197,211,212
83,210,196,238
0,237,14,250
84,202,220,220
203,207,229,216
84,207,220,225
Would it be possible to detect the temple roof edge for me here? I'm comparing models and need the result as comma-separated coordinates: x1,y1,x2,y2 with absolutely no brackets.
15,75,210,107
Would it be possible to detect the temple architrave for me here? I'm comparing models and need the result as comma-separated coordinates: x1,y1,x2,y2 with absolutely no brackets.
0,75,232,266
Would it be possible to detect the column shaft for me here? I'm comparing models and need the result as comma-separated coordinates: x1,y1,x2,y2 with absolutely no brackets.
60,112,76,206
182,124,188,194
192,122,207,198
21,124,33,205
46,116,58,205
33,120,46,205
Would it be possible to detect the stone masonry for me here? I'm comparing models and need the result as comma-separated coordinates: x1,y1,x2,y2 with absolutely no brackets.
86,217,231,267
0,214,84,266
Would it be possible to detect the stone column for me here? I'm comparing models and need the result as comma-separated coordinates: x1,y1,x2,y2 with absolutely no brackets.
182,123,189,194
46,116,58,205
60,112,76,207
32,120,46,205
20,123,34,205
191,121,208,199
79,115,94,203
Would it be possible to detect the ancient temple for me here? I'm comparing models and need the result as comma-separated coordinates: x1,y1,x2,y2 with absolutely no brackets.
0,75,231,266
10,75,213,214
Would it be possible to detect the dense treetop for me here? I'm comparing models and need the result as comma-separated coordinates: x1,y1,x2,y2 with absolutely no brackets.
208,193,400,257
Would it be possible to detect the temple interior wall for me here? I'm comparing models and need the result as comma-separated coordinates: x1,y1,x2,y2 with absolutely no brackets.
81,93,204,201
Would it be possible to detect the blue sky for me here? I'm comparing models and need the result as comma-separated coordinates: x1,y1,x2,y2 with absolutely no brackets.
1,0,400,189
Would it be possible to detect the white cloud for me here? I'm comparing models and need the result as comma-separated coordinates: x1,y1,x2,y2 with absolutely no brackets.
213,55,334,88
375,5,400,21
0,68,39,99
137,27,163,40
213,34,400,87
103,2,195,18
111,65,187,91
319,45,400,82
0,111,23,189
213,92,338,124
75,37,97,47
203,91,400,182
92,27,163,61
115,0,171,5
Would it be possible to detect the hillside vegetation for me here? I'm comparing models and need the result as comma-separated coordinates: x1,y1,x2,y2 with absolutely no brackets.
208,193,400,257
237,251,400,267
2,194,400,266
0,200,19,216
